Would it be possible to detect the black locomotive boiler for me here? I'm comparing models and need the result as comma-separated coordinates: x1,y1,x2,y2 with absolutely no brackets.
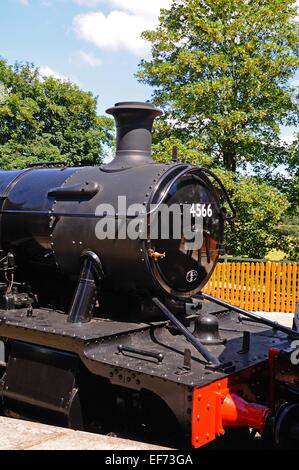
0,101,298,449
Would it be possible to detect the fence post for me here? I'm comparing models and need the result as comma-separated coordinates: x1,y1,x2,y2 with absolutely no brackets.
292,264,298,314
281,263,287,313
276,263,281,313
286,263,292,313
265,262,271,312
259,262,265,311
254,263,259,311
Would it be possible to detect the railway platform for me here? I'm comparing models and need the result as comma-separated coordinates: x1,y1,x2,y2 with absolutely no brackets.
0,416,169,450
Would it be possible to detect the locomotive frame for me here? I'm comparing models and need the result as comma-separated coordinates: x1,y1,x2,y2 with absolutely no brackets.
0,102,298,449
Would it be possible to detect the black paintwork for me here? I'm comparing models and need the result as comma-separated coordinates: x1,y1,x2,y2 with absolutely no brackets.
0,303,290,387
0,300,292,444
0,102,293,448
105,101,162,171
0,163,223,308
0,102,226,312
0,300,291,446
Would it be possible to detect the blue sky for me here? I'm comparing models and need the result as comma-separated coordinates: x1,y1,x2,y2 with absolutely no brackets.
0,0,172,114
0,0,298,144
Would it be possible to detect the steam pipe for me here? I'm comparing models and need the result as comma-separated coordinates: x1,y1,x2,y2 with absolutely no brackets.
199,293,299,338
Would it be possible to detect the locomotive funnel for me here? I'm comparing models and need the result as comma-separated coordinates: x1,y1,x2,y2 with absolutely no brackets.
105,101,162,170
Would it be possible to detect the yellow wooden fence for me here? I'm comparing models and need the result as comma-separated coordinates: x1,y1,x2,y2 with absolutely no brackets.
203,262,299,313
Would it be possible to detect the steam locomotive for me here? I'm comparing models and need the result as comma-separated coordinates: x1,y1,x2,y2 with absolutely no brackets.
0,101,298,449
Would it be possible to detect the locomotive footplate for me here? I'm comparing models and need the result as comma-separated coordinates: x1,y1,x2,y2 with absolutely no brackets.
0,305,293,447
0,306,289,386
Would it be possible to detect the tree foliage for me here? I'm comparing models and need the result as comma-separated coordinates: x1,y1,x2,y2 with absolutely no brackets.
286,134,299,208
0,59,113,169
138,0,299,173
218,171,290,258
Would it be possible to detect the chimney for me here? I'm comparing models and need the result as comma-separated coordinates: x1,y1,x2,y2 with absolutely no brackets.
105,101,162,171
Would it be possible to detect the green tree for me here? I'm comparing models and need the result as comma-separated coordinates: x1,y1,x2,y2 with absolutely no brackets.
0,59,113,169
138,0,299,173
217,171,290,258
287,134,299,207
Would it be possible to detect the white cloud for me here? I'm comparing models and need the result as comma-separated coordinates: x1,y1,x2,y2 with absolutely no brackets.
39,66,67,81
73,10,153,56
20,0,29,5
74,0,171,14
73,0,172,57
39,66,82,86
74,0,102,6
108,0,172,19
79,50,102,66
